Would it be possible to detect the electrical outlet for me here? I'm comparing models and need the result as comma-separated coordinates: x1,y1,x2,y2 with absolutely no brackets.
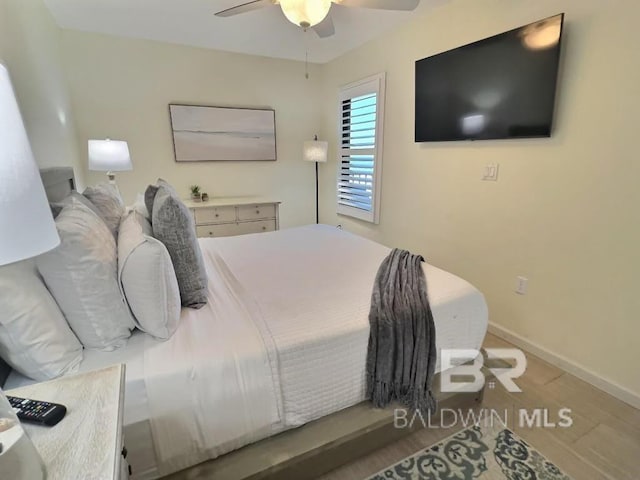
482,163,499,181
516,276,528,295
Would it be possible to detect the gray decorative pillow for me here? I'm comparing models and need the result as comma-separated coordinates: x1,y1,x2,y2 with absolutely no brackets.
144,178,172,220
144,184,159,219
83,183,125,237
37,197,135,350
151,180,208,309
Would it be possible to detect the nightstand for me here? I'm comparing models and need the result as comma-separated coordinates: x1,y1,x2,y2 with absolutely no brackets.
184,197,281,238
7,364,128,480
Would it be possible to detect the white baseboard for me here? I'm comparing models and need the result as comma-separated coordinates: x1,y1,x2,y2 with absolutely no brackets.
488,322,640,410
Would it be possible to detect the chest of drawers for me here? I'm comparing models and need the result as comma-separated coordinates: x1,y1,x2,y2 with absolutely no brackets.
184,198,281,238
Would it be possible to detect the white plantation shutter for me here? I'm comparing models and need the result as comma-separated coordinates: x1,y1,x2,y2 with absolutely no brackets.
337,73,386,224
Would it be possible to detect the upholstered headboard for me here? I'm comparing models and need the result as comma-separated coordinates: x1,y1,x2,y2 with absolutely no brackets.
40,167,76,202
0,167,76,387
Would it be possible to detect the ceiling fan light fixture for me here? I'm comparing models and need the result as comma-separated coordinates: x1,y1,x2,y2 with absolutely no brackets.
279,0,332,28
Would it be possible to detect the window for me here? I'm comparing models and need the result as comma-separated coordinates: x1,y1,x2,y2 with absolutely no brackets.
337,72,386,224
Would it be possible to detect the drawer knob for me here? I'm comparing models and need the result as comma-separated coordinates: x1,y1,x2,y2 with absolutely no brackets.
209,232,213,236
256,210,260,214
262,226,266,231
215,214,219,218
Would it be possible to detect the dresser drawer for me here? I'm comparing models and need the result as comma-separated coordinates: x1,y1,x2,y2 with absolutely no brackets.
237,204,276,221
236,220,276,235
197,220,276,238
197,225,223,238
197,223,242,238
194,206,236,224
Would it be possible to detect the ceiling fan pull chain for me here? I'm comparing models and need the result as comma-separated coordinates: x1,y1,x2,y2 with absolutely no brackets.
305,49,309,79
304,30,310,79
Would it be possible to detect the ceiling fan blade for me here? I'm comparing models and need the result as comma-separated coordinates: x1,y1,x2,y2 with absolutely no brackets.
335,0,420,11
313,14,335,38
214,0,274,17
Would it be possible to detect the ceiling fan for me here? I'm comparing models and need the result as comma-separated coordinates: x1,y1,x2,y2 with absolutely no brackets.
215,0,420,38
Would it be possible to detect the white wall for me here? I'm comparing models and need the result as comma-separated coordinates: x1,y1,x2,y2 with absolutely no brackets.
319,0,640,399
0,0,81,181
60,31,323,228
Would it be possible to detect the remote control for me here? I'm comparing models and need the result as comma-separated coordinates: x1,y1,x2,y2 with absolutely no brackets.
7,395,67,426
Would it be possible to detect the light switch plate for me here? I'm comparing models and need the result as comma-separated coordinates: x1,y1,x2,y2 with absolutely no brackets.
516,276,528,295
482,163,499,181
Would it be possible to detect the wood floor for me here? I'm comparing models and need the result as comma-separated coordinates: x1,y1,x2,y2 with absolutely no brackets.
317,333,640,480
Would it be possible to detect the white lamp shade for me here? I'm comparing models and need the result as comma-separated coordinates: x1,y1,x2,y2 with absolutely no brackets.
280,0,332,28
0,64,60,266
88,139,132,172
303,139,328,163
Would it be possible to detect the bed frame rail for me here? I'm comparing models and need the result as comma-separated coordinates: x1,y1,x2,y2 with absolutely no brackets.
164,377,484,480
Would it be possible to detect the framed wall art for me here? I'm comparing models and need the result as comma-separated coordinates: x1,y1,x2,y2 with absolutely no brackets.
169,104,276,162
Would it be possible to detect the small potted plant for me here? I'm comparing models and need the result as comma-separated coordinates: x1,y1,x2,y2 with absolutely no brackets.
190,185,202,202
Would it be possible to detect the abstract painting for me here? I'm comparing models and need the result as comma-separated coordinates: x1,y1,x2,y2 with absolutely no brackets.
169,104,276,162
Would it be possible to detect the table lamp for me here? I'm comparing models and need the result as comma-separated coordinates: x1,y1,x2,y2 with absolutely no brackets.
303,135,328,224
0,62,54,479
88,138,132,185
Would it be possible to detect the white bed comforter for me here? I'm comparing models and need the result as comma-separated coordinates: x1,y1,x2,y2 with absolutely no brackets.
143,225,488,476
143,248,281,475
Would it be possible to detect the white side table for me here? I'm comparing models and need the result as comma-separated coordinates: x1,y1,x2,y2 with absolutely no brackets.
7,364,127,480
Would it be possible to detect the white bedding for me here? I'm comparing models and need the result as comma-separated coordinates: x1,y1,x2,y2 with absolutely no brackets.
210,225,488,426
143,246,280,476
5,225,488,479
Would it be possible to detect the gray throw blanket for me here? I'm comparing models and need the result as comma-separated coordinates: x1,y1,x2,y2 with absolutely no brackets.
366,248,437,413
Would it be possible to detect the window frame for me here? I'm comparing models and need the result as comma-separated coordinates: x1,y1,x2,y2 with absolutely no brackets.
336,72,386,224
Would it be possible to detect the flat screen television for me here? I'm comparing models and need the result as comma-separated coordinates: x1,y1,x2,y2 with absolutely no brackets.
415,14,564,142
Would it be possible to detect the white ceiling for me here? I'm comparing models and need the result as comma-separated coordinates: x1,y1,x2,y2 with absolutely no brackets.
43,0,443,63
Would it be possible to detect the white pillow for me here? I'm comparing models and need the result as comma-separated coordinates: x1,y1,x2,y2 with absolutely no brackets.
118,211,181,340
0,260,83,381
37,197,134,351
132,193,150,220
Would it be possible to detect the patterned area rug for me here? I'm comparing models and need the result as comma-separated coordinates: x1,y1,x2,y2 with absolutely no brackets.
369,424,572,480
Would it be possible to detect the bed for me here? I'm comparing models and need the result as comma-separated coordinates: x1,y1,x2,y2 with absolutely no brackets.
4,168,489,479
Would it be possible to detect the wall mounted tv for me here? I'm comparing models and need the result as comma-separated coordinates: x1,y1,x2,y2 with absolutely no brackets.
415,14,564,142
